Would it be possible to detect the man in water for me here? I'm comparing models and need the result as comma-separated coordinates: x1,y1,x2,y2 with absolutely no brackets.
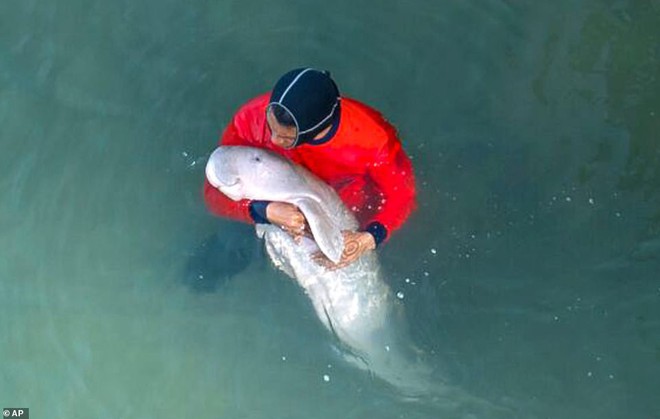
204,68,416,269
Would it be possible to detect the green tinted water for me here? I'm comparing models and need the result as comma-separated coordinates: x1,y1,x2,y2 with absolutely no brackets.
1,0,659,418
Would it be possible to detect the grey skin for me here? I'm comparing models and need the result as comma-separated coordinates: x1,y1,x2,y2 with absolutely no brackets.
205,146,433,395
205,147,514,415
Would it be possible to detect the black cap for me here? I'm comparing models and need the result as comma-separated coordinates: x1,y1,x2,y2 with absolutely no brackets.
268,68,340,146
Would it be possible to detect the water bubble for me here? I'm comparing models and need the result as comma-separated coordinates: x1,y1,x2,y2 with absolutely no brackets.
281,356,287,361
404,278,410,283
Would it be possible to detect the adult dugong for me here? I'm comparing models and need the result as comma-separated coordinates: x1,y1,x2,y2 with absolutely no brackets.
205,146,431,395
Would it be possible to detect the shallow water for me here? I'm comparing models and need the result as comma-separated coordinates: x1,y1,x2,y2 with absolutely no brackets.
1,0,659,418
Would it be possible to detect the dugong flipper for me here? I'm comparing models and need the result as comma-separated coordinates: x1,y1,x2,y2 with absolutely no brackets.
291,196,344,264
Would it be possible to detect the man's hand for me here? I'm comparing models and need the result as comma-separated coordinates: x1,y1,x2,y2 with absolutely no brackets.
312,231,376,270
266,202,309,241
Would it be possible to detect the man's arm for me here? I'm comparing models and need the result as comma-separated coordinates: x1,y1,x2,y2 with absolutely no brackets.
312,136,415,270
365,139,417,245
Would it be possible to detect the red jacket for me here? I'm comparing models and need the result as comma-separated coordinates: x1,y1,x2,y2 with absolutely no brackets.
204,93,416,243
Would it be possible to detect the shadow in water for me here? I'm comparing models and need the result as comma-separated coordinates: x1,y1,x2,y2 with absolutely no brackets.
182,220,259,293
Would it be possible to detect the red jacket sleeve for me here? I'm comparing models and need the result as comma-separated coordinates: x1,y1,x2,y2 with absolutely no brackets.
367,137,417,237
203,105,262,224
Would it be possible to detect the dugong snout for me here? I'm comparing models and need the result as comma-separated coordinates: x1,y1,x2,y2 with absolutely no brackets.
205,160,223,189
206,149,245,200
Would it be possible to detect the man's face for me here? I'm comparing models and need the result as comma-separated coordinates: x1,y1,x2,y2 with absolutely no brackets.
266,109,297,149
